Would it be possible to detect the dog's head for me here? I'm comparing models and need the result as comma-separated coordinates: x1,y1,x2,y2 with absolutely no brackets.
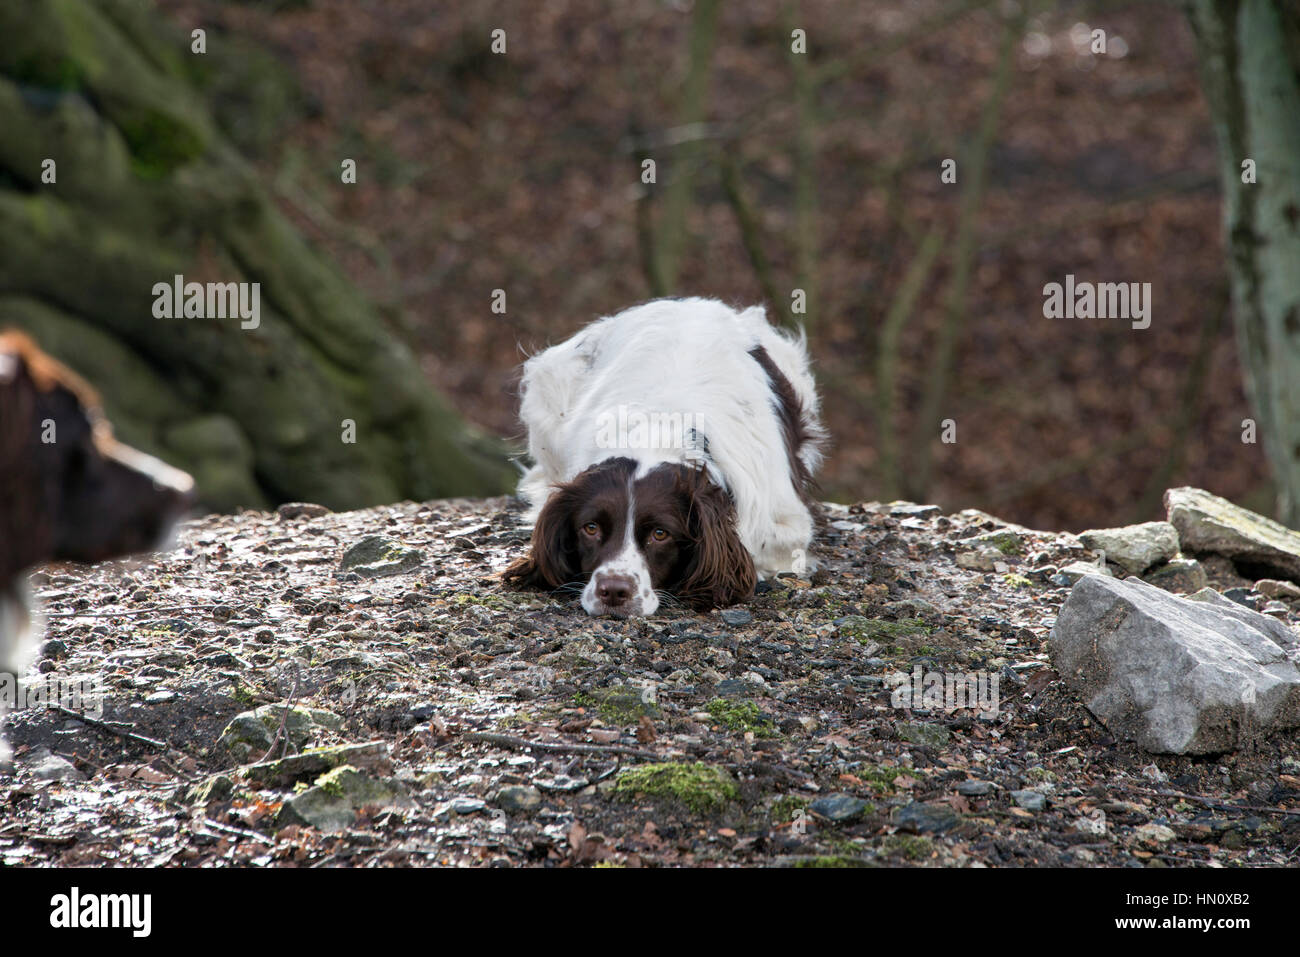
0,331,196,587
503,457,755,616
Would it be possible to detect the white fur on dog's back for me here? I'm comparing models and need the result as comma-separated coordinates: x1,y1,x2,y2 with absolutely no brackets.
517,297,824,577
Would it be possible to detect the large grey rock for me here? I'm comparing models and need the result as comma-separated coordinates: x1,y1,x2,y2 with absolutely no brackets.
1049,575,1300,754
1165,487,1300,583
1078,522,1179,575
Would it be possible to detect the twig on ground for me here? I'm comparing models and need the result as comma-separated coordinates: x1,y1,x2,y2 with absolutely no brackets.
259,671,301,764
198,817,277,846
52,705,168,751
1113,783,1300,818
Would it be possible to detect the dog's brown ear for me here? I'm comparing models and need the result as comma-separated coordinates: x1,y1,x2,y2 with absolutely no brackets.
503,488,580,591
677,481,756,610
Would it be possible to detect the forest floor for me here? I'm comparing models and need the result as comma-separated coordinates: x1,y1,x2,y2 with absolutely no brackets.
3,498,1297,867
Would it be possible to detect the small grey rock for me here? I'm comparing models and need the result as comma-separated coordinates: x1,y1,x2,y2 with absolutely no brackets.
958,529,1024,555
894,802,962,833
30,752,84,783
278,502,332,520
497,785,542,813
890,503,941,518
809,793,869,823
1222,587,1260,610
886,598,940,617
186,774,235,805
715,678,754,697
897,722,950,749
241,742,392,786
957,549,1002,572
340,535,424,579
1256,579,1300,601
217,704,343,762
1011,789,1047,811
1053,560,1114,586
1079,522,1179,575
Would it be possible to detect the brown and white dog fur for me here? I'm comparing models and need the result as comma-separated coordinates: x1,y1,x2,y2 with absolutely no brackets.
0,331,194,762
504,298,825,616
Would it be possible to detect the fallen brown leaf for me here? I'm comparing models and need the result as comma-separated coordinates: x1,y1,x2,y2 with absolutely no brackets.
1023,668,1059,696
636,716,657,743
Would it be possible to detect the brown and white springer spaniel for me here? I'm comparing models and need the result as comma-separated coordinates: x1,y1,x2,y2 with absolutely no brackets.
1,331,194,761
504,298,825,616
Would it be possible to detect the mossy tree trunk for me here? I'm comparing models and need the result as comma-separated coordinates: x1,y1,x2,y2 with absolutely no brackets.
1186,0,1300,526
0,0,514,511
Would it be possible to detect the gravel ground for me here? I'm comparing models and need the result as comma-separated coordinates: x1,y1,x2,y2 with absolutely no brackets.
3,497,1298,867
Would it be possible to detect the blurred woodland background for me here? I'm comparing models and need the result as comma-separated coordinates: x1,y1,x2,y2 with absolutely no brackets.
2,0,1298,534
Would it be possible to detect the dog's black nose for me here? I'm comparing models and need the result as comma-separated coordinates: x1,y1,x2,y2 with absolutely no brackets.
596,574,635,607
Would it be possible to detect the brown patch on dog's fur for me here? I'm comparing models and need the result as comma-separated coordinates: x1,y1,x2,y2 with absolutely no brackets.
748,344,823,523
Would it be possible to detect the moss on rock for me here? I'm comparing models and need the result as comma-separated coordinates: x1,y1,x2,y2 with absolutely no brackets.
276,765,409,830
611,762,738,814
706,698,777,738
835,616,932,645
584,687,660,725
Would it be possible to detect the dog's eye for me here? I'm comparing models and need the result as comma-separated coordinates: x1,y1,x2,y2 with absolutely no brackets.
581,522,600,537
649,528,670,543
